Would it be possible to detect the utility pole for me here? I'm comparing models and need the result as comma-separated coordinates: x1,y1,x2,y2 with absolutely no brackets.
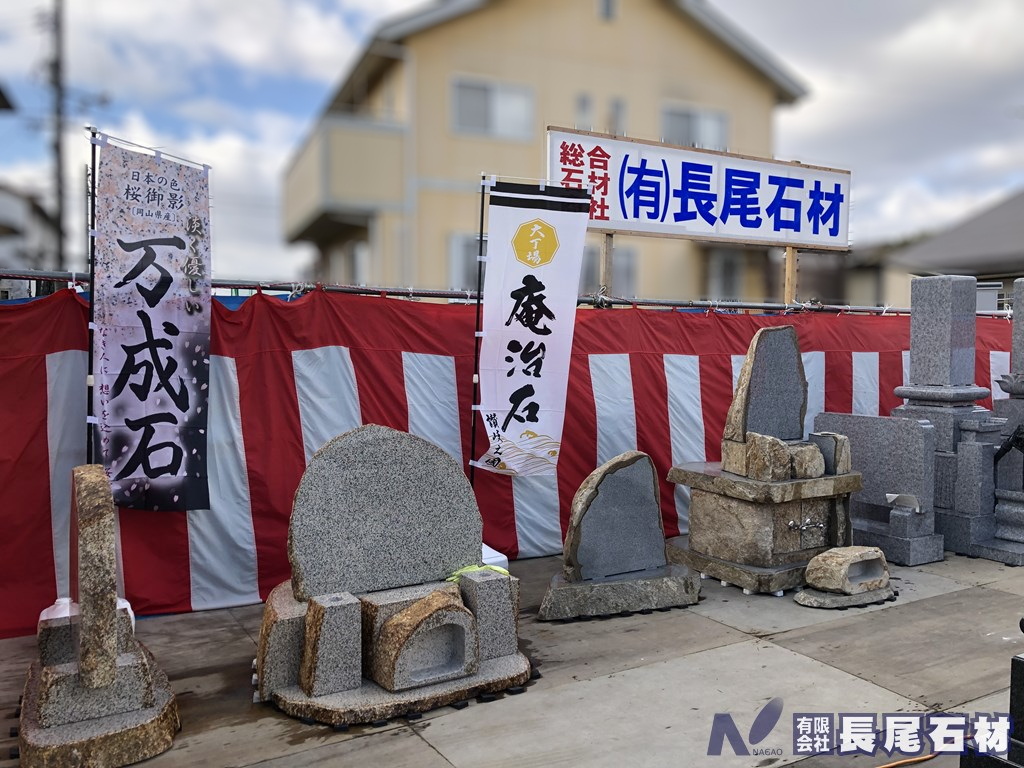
50,0,64,271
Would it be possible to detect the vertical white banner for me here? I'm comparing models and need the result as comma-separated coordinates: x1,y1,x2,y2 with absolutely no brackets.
475,182,591,476
93,141,212,511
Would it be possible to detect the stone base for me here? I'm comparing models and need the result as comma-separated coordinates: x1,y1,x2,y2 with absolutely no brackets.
270,653,531,726
968,538,1024,567
19,646,179,768
852,519,944,566
536,565,700,621
666,536,807,593
936,509,996,555
793,584,895,609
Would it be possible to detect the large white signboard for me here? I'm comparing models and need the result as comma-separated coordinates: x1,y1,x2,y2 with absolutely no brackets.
474,182,591,476
547,127,850,250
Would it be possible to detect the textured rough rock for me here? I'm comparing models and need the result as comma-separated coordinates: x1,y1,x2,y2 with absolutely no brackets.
459,570,520,661
289,425,482,600
537,565,699,620
256,582,308,700
360,582,461,675
794,584,895,609
72,465,119,689
804,546,890,595
745,432,792,482
368,591,479,693
562,451,666,581
809,432,852,476
789,443,825,480
720,438,748,476
723,326,807,443
36,650,154,728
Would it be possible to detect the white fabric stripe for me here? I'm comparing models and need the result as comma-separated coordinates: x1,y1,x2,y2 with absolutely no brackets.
731,354,745,392
404,352,463,464
589,354,637,464
46,350,88,598
802,351,825,439
512,475,563,558
292,346,361,462
187,356,260,610
664,355,704,536
991,351,1011,401
852,352,880,416
902,350,911,387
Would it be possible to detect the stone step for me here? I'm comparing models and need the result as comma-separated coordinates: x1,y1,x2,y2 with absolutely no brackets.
969,538,1024,566
995,501,1024,542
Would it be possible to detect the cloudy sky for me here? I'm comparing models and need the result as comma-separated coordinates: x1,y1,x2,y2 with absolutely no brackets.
1,0,1022,280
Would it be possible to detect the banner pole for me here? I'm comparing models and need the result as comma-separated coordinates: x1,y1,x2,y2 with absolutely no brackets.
784,246,798,304
598,231,614,307
469,175,487,487
86,127,98,464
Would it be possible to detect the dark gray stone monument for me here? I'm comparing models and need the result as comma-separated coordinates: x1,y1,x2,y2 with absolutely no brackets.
667,326,861,594
257,425,530,726
538,451,700,620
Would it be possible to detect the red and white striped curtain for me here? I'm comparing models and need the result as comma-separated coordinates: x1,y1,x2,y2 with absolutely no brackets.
0,289,1011,638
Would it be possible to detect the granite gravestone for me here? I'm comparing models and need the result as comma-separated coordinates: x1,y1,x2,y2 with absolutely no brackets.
257,425,530,725
668,326,860,594
538,451,699,620
19,465,178,768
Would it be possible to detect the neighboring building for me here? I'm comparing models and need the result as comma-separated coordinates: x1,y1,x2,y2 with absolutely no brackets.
283,0,805,301
888,188,1024,307
0,185,60,300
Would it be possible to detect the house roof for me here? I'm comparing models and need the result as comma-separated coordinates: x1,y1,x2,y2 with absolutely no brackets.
326,0,806,112
888,187,1024,276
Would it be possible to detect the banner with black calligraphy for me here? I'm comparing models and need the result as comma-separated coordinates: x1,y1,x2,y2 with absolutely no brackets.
92,142,211,511
474,182,591,476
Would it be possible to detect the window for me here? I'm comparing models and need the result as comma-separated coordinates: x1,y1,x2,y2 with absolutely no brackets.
576,93,592,131
453,79,533,141
706,248,743,300
662,106,728,151
580,244,637,297
608,97,626,136
598,0,616,20
449,233,487,294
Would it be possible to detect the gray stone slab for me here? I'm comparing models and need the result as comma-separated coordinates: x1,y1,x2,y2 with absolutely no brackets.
38,608,134,667
289,424,482,600
852,519,944,566
809,431,851,475
1014,278,1024,373
537,564,700,620
889,507,939,539
957,440,997,516
36,649,155,728
935,451,958,509
970,537,1024,567
815,412,936,514
723,325,807,442
937,510,997,554
459,570,520,661
563,451,666,581
907,275,979,388
300,592,361,697
891,402,983,453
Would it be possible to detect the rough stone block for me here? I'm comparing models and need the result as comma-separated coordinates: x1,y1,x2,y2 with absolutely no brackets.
537,565,700,620
288,424,482,600
299,592,361,698
746,432,791,482
789,443,825,479
803,546,889,595
71,465,119,689
814,413,936,515
38,608,134,668
809,432,851,476
369,591,479,693
955,440,996,516
360,582,460,675
720,438,748,476
723,326,807,443
36,650,155,728
794,584,895,609
257,582,308,700
906,275,978,387
563,451,666,580
934,452,958,509
459,570,519,661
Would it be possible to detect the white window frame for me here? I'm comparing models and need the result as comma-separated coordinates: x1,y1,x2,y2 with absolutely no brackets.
661,103,729,151
451,77,535,142
448,233,487,300
579,243,637,297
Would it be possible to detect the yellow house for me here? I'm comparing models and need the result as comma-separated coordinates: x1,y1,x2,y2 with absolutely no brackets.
283,0,805,301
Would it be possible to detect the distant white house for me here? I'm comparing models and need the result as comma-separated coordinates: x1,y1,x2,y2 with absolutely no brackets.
0,185,59,300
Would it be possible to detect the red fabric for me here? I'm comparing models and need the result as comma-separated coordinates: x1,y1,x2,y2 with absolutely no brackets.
0,289,1013,638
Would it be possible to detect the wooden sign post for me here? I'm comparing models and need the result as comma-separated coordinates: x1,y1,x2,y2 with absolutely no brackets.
784,246,798,304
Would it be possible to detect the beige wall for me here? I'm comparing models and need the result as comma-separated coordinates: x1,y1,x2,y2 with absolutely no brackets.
303,0,782,298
